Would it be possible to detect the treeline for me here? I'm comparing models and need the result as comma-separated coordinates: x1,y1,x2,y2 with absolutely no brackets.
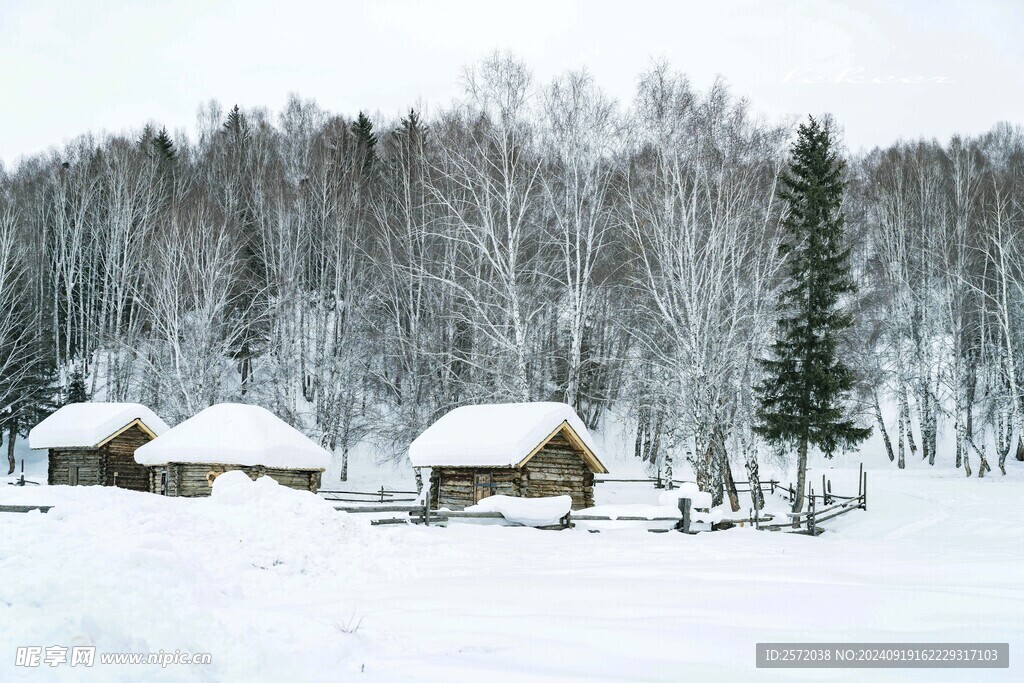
0,55,1021,499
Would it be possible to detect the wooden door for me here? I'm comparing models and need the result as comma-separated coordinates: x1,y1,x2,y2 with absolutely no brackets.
474,472,493,503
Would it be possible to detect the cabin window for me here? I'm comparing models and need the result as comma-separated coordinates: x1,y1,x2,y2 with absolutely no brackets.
474,472,493,503
68,466,79,486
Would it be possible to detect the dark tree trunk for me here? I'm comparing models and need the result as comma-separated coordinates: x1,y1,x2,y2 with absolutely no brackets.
793,437,808,515
719,441,740,512
6,421,16,475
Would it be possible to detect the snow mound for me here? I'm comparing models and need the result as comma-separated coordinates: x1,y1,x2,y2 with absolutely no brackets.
28,402,169,449
211,470,337,521
135,403,330,469
465,494,572,526
658,485,712,510
409,402,603,469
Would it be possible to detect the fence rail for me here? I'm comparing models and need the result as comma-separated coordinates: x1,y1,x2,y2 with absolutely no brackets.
339,468,867,536
0,504,52,514
758,465,867,534
319,486,419,504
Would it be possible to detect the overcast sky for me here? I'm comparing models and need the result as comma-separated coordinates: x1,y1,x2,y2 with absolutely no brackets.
1,0,1021,167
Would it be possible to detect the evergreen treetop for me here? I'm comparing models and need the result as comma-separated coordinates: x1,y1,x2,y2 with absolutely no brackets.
755,116,870,507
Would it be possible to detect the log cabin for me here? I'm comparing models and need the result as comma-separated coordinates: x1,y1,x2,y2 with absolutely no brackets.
28,403,170,491
410,402,608,510
134,403,329,497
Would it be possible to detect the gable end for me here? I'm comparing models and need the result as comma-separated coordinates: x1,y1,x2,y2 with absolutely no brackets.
515,421,608,474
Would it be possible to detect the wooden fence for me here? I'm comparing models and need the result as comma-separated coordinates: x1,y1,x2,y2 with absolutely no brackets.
339,497,700,532
335,468,865,536
757,464,868,534
318,486,419,504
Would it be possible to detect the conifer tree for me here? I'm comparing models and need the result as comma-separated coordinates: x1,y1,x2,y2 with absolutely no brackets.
351,111,378,177
153,127,176,161
755,116,871,513
65,362,88,405
223,104,248,142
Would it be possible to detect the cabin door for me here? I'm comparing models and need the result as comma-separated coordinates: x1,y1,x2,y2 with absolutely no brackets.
474,472,493,503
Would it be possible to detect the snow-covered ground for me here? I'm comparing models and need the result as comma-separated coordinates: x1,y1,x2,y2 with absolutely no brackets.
2,456,1021,682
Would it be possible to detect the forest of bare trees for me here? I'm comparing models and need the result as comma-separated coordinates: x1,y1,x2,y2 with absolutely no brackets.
1,55,1022,503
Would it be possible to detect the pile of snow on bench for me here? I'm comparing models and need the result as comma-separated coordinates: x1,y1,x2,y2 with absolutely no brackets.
462,494,572,526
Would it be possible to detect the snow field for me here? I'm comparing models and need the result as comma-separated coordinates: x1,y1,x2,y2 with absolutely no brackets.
0,466,1022,682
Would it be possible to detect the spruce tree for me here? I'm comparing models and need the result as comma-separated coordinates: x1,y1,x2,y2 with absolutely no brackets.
755,116,871,513
351,111,378,177
153,127,176,161
65,362,88,405
223,104,248,142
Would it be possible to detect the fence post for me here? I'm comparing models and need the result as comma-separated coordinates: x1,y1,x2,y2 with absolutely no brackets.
862,471,867,511
858,463,863,499
822,475,827,504
808,488,816,535
423,492,430,527
678,497,691,534
770,479,775,495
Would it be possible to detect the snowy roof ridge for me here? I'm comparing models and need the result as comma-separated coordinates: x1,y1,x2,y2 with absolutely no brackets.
134,403,330,470
28,402,170,450
409,402,606,471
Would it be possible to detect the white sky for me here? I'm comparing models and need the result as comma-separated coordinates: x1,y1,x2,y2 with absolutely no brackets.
1,0,1021,167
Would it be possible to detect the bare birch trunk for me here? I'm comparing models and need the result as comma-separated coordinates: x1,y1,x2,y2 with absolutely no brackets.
897,396,907,470
874,390,895,462
718,440,740,512
903,391,919,460
744,448,764,511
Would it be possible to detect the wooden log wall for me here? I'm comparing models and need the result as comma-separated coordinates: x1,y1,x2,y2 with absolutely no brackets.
99,425,153,491
148,462,323,497
427,433,595,510
47,450,103,486
521,438,595,509
430,467,521,509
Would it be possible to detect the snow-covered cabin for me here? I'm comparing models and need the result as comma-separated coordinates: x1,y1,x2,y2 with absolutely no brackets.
134,403,330,496
28,402,170,491
410,402,608,510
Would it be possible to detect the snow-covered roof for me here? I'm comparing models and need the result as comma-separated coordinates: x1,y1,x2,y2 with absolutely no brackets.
409,402,606,472
134,403,330,470
28,402,170,450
